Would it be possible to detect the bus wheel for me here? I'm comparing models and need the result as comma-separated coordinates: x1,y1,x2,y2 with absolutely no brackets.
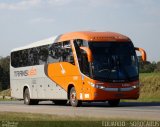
69,87,81,107
108,99,120,107
24,88,31,105
53,100,67,105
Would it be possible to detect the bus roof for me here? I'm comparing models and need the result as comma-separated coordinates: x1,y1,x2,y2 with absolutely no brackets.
11,31,131,52
58,31,131,42
11,36,58,52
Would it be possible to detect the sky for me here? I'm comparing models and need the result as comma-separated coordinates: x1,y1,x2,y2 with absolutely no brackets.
0,0,160,62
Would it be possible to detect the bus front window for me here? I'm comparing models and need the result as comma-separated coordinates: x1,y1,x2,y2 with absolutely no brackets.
89,42,139,82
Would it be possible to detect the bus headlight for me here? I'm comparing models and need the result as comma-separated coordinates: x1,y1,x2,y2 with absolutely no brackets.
99,86,105,89
88,82,96,87
88,82,105,89
132,85,137,88
132,82,140,88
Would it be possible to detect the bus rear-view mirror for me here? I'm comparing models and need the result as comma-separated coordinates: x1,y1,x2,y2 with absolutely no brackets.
80,47,93,62
135,47,147,62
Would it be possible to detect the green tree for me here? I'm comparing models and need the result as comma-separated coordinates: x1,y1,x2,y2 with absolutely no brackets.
139,61,156,73
154,61,160,72
0,65,3,90
0,56,10,90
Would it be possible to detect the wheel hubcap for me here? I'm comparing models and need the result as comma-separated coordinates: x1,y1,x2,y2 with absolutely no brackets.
25,94,29,103
71,91,76,103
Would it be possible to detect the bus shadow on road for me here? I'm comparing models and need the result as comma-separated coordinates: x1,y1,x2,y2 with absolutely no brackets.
80,102,160,108
119,102,160,107
37,101,160,108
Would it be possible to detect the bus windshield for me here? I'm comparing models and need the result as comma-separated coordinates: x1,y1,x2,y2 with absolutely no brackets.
89,42,139,82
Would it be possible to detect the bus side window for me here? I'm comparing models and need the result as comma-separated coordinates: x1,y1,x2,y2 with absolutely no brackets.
11,52,19,67
73,40,90,75
48,43,62,63
21,50,28,67
39,45,49,64
28,48,39,66
62,41,75,65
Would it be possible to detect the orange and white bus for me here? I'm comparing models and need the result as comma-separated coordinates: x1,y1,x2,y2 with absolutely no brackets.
10,31,146,107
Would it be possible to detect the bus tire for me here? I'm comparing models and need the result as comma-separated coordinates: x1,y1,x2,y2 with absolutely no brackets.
108,99,120,107
24,88,32,105
53,100,67,105
69,87,81,107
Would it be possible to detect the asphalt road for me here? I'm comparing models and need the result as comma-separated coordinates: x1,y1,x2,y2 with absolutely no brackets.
0,101,160,120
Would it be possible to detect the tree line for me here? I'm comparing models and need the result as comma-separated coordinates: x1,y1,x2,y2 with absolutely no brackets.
0,56,10,90
0,56,160,91
139,61,160,73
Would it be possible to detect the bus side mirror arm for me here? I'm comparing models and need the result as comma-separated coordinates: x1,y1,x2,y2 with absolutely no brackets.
80,47,93,62
135,47,147,62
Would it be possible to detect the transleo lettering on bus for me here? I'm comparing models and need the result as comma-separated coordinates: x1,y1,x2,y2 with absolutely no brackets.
14,68,37,77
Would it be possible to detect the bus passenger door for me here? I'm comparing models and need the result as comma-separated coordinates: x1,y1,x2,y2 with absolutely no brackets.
79,49,91,100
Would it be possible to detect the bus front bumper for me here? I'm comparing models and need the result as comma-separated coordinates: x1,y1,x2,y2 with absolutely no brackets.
91,87,140,101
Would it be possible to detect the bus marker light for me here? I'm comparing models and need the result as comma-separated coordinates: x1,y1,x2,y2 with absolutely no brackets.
85,94,89,99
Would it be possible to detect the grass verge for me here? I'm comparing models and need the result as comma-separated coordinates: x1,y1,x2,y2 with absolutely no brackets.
0,89,10,96
123,73,160,102
0,112,159,127
139,73,160,102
